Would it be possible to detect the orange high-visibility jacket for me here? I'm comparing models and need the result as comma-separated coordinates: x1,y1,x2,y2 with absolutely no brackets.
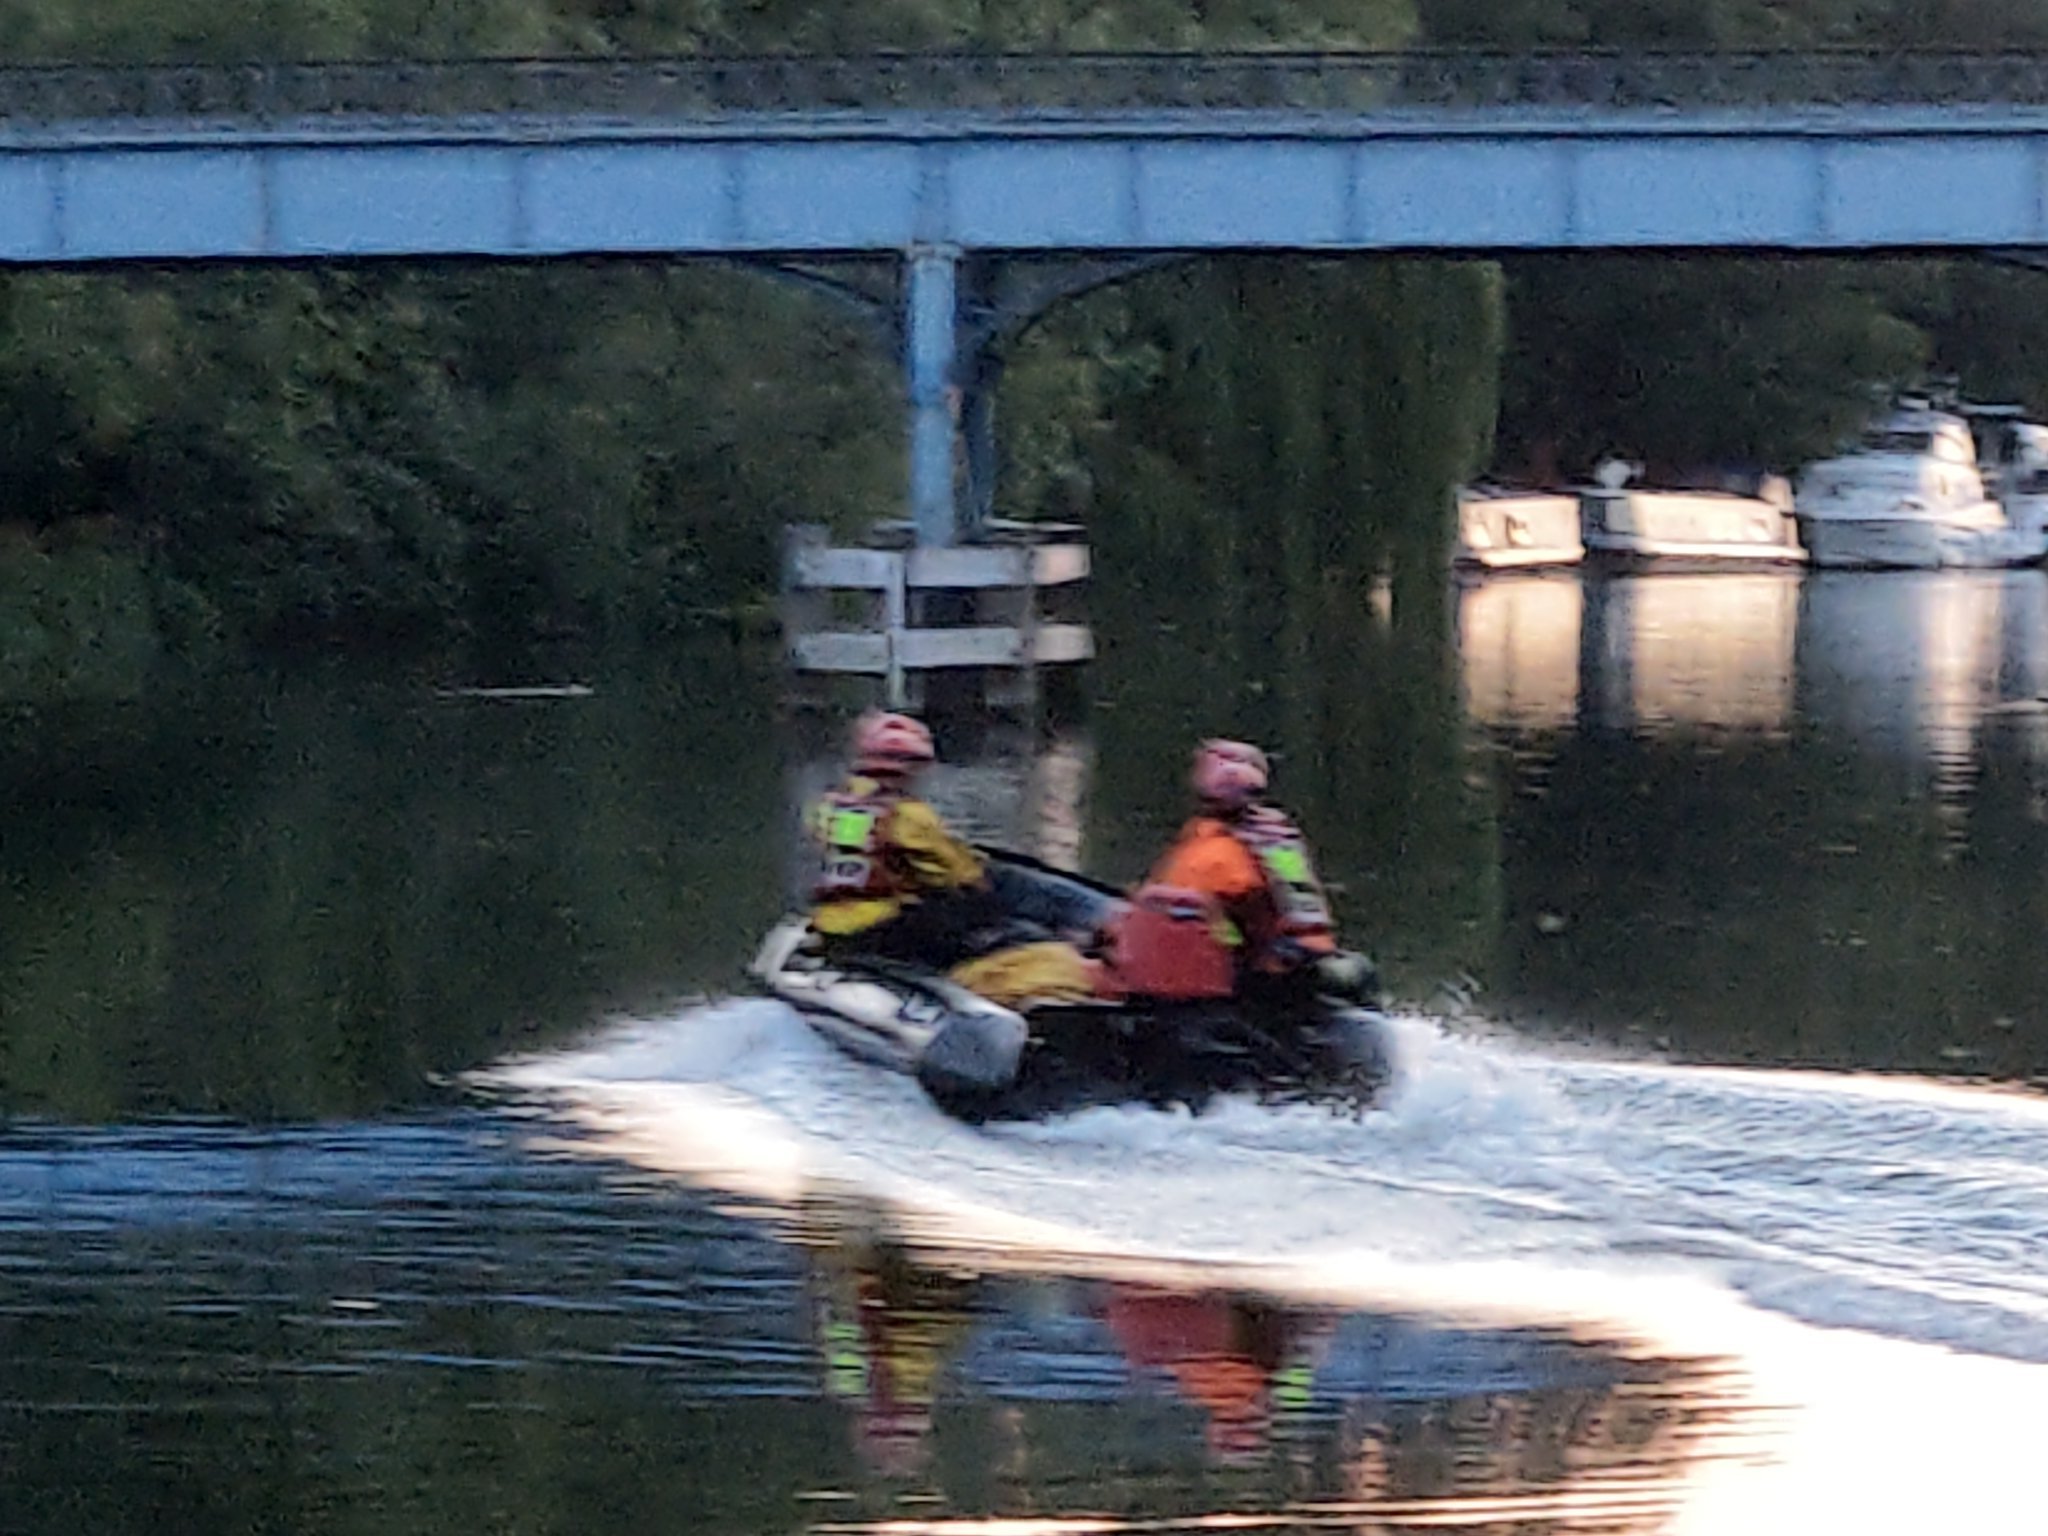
1148,811,1336,970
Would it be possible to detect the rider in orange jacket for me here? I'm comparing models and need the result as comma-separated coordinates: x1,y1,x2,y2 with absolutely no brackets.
1147,739,1372,1000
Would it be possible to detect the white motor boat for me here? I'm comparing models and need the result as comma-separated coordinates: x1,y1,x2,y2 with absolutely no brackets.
1974,408,2048,549
1794,403,2048,569
1453,487,1584,570
1581,461,1804,564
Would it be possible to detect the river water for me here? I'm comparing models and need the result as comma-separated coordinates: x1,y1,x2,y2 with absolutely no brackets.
5,565,2048,1534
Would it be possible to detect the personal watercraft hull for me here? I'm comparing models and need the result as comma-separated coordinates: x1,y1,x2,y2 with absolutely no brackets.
749,917,1395,1123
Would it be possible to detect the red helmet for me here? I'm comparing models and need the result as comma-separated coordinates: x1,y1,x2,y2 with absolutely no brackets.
1191,739,1269,810
851,710,936,776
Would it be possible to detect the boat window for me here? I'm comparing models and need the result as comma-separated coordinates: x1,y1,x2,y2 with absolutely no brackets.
1862,428,1933,453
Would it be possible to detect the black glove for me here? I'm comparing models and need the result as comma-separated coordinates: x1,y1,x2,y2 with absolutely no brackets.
1314,950,1380,1004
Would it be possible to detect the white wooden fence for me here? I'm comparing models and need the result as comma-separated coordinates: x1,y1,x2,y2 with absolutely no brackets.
782,524,1092,707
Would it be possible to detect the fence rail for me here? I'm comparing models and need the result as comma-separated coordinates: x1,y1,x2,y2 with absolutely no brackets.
783,524,1090,709
9,50,2048,122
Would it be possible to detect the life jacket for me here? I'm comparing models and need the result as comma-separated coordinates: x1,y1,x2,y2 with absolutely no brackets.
1228,807,1337,967
811,781,908,904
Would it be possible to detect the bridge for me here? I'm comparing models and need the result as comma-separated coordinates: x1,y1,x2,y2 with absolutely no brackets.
9,49,2048,542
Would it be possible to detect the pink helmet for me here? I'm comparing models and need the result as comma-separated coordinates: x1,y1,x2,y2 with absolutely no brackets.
851,710,935,776
1191,738,1269,810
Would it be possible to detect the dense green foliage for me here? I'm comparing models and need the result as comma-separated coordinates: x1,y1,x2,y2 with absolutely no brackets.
1416,0,2048,46
1489,257,1931,479
0,243,1495,703
0,0,1411,60
0,263,908,691
1492,256,2048,481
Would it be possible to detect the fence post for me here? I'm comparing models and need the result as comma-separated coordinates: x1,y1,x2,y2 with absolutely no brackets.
883,548,908,708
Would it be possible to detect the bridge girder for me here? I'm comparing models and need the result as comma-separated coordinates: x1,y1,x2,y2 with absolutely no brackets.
13,109,2048,262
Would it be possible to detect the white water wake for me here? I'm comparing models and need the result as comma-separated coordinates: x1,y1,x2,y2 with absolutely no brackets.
486,999,2048,1347
482,998,2048,1533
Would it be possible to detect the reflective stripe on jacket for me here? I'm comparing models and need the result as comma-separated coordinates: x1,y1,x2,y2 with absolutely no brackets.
812,787,902,904
1233,807,1337,958
809,775,986,935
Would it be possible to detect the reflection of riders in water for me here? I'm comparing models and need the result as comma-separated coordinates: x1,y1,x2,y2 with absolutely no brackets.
1148,739,1374,1003
808,711,1009,969
1098,1284,1331,1468
809,1234,980,1480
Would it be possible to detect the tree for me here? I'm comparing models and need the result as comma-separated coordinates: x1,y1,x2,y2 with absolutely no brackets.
1492,256,1927,479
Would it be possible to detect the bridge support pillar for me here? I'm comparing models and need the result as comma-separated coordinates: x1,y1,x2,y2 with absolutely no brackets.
905,245,963,547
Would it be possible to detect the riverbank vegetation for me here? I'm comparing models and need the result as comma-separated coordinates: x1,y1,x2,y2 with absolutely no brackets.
5,0,2048,701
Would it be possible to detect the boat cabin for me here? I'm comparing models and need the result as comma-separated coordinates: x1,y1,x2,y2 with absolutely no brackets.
1856,411,1976,465
1960,404,2048,495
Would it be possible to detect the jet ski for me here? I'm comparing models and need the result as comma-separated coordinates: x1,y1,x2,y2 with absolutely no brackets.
749,850,1395,1123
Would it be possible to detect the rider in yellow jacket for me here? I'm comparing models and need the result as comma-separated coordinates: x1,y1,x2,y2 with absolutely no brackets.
809,711,1003,967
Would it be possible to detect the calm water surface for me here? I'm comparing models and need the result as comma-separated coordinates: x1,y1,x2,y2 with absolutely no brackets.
6,565,2048,1534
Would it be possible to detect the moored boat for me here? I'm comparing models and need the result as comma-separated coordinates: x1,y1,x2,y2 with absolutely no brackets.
1453,487,1584,570
1794,401,2048,570
1581,461,1804,565
1972,405,2048,554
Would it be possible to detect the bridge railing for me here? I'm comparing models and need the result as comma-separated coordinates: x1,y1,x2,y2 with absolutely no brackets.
7,50,2048,123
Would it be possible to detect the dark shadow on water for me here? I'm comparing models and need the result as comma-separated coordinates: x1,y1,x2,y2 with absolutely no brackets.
0,638,792,1121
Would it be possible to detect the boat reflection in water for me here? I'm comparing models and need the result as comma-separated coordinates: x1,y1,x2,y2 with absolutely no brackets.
1584,573,1798,735
793,1198,1749,1529
1795,570,2048,766
3,1114,1751,1534
1461,568,2048,765
1459,571,1801,738
1457,572,1585,732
